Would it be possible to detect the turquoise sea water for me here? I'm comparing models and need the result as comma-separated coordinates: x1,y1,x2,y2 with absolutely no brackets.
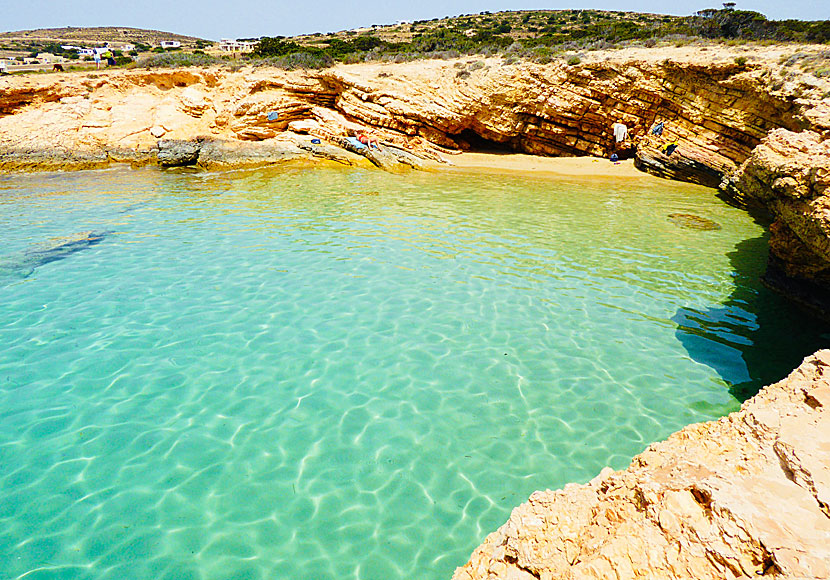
0,166,826,580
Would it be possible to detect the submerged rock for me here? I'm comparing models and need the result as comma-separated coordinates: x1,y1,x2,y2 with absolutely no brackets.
0,230,108,282
667,213,722,231
453,350,830,580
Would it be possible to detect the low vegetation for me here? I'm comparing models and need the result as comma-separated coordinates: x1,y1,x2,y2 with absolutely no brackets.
243,5,829,69
2,6,828,72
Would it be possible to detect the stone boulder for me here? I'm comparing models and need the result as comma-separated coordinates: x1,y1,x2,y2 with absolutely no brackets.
157,139,201,167
196,138,307,169
636,141,737,188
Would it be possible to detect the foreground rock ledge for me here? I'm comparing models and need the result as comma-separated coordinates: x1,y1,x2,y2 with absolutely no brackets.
453,350,830,580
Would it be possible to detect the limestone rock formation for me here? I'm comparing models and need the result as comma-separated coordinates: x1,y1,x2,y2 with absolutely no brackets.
452,350,830,580
1,46,825,177
722,129,830,316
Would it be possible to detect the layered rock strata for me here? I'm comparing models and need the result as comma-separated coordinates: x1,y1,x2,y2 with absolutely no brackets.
452,350,830,580
1,48,825,177
722,128,830,317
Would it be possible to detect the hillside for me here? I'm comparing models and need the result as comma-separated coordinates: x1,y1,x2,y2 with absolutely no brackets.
293,9,679,47
246,8,829,68
287,8,830,49
0,26,209,49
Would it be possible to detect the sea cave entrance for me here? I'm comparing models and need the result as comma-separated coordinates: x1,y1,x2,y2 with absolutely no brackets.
453,128,517,153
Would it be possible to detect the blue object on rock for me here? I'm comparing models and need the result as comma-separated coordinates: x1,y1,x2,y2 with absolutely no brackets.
610,153,619,162
267,111,279,121
311,138,321,144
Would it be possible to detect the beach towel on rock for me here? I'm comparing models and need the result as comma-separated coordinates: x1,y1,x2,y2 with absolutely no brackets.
346,137,367,150
652,122,664,136
613,123,628,142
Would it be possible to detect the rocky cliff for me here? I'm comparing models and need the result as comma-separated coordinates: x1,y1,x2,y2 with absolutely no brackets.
452,350,830,580
1,46,826,175
722,127,830,317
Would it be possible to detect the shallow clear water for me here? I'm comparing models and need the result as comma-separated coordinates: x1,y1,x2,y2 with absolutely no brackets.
0,166,826,580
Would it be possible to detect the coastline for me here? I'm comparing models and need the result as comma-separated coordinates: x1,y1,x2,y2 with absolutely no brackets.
1,47,829,578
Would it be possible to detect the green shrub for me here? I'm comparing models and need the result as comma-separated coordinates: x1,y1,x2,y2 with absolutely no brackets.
734,56,748,66
566,54,581,65
253,37,305,57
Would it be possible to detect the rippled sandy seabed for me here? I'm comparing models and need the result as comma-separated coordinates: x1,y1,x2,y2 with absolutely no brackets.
1,166,826,580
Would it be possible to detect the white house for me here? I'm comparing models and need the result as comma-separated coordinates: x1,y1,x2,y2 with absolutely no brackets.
219,39,256,52
121,43,136,51
78,48,95,56
160,41,181,49
36,53,65,64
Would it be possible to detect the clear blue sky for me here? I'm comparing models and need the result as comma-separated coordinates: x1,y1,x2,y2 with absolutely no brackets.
5,0,828,41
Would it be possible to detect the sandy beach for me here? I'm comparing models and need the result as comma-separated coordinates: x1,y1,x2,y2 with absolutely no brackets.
437,152,647,178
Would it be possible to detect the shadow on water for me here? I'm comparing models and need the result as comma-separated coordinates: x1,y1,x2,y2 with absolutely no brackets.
674,232,830,401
